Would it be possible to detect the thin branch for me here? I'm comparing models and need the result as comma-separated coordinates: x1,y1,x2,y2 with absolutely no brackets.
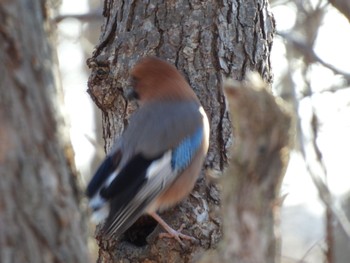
277,31,350,84
55,12,102,23
319,84,350,94
328,0,350,24
299,238,325,263
280,255,308,263
286,61,350,262
84,133,105,159
296,104,350,263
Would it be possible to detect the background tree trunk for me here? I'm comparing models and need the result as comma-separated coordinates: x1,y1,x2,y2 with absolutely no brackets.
200,76,291,263
87,0,275,262
0,1,89,262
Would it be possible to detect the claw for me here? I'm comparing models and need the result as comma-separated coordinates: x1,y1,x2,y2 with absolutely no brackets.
159,223,197,246
150,212,197,246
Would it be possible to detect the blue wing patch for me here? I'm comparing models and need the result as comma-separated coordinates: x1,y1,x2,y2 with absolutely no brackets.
171,127,203,172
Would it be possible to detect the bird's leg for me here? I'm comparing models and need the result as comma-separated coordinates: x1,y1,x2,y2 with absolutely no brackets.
149,212,197,246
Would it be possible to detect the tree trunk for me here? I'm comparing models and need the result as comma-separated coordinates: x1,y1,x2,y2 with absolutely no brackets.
0,1,89,263
200,75,291,263
87,0,275,262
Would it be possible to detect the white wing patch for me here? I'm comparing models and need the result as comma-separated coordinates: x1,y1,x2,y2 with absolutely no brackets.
105,151,177,236
89,169,121,224
91,203,110,224
146,151,172,179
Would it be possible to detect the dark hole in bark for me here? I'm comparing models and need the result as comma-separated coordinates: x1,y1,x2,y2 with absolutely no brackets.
122,215,157,247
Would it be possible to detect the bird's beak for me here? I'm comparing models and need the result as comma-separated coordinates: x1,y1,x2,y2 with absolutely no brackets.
124,87,139,101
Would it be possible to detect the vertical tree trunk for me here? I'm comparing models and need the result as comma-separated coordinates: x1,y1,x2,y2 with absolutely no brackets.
87,0,275,262
201,76,291,263
0,1,89,263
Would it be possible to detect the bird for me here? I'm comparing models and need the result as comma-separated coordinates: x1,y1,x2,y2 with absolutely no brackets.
86,56,210,245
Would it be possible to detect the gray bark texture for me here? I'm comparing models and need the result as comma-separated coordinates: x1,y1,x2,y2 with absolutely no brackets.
87,0,275,262
0,1,89,263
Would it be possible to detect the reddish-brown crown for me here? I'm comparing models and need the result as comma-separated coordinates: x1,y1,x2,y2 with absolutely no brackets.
130,57,199,104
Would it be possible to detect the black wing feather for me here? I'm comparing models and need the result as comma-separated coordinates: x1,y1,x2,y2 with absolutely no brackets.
100,153,163,237
100,154,154,199
86,151,121,198
104,189,159,237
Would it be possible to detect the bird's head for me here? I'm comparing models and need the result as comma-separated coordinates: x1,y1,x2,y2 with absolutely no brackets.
127,57,198,105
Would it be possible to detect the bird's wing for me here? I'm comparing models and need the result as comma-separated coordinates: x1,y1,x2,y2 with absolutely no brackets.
102,151,173,237
86,150,121,198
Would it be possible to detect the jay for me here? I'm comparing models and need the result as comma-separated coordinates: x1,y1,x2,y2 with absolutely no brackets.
86,57,209,245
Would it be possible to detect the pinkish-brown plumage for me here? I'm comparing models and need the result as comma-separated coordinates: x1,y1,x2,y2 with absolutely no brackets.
130,57,199,104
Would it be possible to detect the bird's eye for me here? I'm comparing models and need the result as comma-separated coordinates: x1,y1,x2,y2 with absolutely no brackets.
96,67,109,79
129,76,139,87
124,88,139,101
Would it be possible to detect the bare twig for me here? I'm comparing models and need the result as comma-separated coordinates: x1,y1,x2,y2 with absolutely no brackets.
294,96,350,263
284,57,350,261
299,238,325,263
55,12,102,23
84,133,105,159
277,31,350,84
328,0,350,23
280,255,309,263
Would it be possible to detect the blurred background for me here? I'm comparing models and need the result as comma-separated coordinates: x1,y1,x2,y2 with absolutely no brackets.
56,0,350,262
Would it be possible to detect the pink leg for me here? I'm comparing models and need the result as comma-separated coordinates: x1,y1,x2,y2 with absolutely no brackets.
149,212,197,246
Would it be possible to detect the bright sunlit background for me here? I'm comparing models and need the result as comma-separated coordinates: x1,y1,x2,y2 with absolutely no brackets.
57,1,350,262
58,1,99,182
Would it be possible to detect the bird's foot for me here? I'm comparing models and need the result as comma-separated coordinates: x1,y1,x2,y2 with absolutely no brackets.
159,223,197,246
150,212,197,247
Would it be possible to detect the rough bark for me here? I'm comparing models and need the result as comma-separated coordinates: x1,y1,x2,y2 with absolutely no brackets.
200,75,291,263
87,0,275,262
0,1,89,263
